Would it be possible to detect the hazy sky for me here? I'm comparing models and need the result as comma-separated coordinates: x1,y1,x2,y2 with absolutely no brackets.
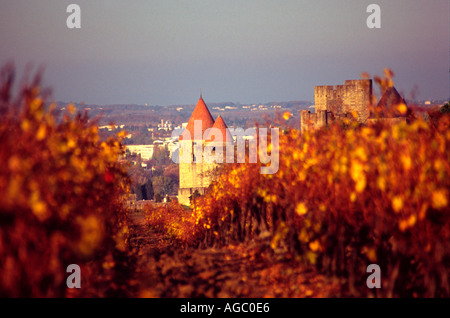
0,0,448,105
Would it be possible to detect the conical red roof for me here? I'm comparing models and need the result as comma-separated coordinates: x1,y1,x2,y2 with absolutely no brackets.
180,96,215,141
370,86,408,118
377,86,406,109
205,115,233,142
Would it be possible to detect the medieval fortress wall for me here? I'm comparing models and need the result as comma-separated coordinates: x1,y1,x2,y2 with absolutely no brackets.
301,79,373,133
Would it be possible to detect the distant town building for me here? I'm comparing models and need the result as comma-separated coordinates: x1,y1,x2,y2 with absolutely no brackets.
99,124,125,131
158,119,173,131
126,145,154,160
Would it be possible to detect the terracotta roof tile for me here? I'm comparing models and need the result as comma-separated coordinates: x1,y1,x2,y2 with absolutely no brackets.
205,115,233,142
179,96,215,141
370,86,407,118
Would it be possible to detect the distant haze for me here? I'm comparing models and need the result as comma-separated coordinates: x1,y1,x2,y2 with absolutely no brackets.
0,0,448,105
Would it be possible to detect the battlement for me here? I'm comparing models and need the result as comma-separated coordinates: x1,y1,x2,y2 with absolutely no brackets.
300,110,328,134
314,79,372,122
301,79,373,134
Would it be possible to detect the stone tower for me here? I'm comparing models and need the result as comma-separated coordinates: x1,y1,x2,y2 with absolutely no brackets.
314,79,373,123
301,79,408,133
178,95,233,206
204,115,234,160
301,79,373,134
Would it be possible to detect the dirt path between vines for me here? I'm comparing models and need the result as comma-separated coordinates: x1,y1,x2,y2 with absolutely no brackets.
128,212,343,298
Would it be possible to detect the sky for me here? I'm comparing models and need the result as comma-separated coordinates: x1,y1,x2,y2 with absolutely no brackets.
0,0,448,105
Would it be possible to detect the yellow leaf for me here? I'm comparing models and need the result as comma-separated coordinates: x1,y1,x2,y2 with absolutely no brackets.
30,191,49,221
350,161,364,182
283,112,292,120
309,240,321,252
399,215,416,232
295,202,308,216
67,137,76,149
408,214,417,227
392,196,404,213
366,247,377,262
376,176,386,191
36,124,46,141
397,103,407,115
117,130,127,138
67,104,76,114
400,155,411,170
432,190,448,209
306,251,317,265
298,228,309,243
355,177,366,193
354,147,367,161
21,119,30,132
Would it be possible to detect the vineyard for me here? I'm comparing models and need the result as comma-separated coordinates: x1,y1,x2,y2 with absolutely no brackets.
0,65,449,297
144,111,450,297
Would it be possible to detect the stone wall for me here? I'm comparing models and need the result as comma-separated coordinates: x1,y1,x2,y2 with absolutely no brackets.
301,79,373,134
178,140,222,206
300,110,328,134
314,79,372,122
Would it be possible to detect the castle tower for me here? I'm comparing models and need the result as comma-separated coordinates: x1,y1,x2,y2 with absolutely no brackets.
313,79,372,123
179,93,215,142
376,87,406,114
205,115,234,164
206,115,233,142
302,79,408,134
178,95,232,206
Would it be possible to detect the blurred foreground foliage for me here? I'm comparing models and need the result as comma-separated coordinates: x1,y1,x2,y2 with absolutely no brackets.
0,65,134,297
